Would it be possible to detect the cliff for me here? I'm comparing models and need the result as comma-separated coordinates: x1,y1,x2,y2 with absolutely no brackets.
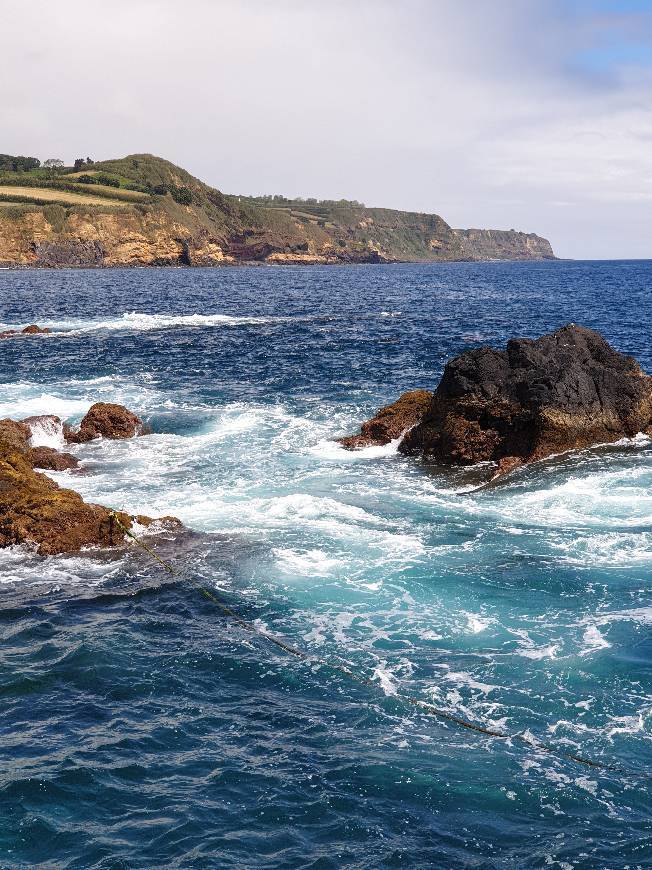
0,153,556,267
454,228,555,261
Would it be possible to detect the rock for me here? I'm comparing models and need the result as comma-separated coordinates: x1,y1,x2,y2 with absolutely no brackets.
337,390,435,449
21,324,51,334
22,414,64,442
136,514,183,529
0,426,130,554
29,446,80,471
0,324,51,338
65,402,146,443
0,419,31,451
491,456,524,480
0,417,179,555
340,325,652,474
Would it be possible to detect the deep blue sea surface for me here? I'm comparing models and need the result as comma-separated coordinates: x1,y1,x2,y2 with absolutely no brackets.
1,261,651,868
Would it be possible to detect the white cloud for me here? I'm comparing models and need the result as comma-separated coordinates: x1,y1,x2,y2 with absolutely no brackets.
0,0,650,257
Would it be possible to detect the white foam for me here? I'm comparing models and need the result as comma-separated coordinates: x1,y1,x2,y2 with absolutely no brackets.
9,311,326,335
463,612,492,633
26,415,65,449
373,664,399,696
578,624,611,657
310,434,404,460
0,393,91,421
440,670,498,695
274,548,342,577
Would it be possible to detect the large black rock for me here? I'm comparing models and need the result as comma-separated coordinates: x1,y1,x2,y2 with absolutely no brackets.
340,325,652,474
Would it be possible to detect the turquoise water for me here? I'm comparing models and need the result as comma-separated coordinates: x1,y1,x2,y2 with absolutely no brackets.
1,261,651,868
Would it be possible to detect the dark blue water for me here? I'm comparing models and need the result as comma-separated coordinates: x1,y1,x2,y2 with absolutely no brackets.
1,261,651,868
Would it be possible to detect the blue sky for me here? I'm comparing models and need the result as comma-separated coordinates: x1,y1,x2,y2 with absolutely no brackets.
2,0,651,258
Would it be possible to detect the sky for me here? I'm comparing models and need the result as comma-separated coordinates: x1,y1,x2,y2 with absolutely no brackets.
1,0,651,259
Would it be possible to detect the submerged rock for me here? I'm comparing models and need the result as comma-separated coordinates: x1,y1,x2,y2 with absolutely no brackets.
0,324,51,338
339,325,652,475
65,402,146,443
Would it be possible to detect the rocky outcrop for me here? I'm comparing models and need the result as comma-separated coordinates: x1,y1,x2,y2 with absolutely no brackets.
30,446,80,471
0,408,179,554
0,419,127,553
0,324,51,338
0,418,78,471
338,390,434,449
339,325,652,475
65,403,146,443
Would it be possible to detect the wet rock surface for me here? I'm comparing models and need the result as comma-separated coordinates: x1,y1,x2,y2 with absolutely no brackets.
340,325,652,474
0,406,179,554
337,390,434,449
0,324,51,338
29,446,80,471
65,402,146,443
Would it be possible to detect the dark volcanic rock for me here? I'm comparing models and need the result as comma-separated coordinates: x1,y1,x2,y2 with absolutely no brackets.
340,325,652,473
65,402,146,443
33,239,105,267
337,390,434,449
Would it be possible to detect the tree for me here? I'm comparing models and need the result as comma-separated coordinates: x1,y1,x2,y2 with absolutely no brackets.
73,158,86,171
43,158,64,169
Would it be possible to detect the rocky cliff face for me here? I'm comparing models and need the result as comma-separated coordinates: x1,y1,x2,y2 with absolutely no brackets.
0,208,233,268
454,228,555,260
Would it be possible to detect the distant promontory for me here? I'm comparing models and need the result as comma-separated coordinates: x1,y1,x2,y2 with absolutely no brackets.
0,153,556,267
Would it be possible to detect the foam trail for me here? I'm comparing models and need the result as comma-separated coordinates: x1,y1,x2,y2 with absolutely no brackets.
1,311,341,335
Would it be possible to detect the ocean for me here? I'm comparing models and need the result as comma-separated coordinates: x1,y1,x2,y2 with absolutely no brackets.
1,261,651,868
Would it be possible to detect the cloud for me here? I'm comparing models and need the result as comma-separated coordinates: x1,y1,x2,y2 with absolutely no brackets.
0,0,650,258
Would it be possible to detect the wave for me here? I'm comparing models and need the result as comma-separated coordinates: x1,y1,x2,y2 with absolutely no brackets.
26,415,65,449
0,311,345,335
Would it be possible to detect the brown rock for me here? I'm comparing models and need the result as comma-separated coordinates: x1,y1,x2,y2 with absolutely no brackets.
0,421,180,555
339,326,652,471
0,419,31,450
65,402,146,443
136,514,183,529
491,456,524,480
337,390,434,449
29,446,80,471
21,324,51,334
22,414,63,442
0,429,130,555
0,324,51,338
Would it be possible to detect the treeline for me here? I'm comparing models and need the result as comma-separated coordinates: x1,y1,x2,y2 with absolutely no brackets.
242,194,365,208
77,173,120,188
0,154,41,172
